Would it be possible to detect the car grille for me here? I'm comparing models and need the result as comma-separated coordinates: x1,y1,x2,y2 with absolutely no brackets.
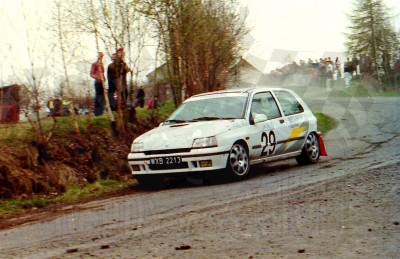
149,162,189,171
144,148,191,155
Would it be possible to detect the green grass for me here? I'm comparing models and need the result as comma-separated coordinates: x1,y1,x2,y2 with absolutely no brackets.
0,180,135,218
135,102,176,120
52,179,134,203
0,196,50,218
315,112,336,135
0,102,177,144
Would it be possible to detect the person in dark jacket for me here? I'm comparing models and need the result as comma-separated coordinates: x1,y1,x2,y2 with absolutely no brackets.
107,53,117,111
136,87,145,108
108,48,130,111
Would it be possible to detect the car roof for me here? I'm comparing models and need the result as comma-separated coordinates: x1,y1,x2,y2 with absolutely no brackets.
191,86,292,98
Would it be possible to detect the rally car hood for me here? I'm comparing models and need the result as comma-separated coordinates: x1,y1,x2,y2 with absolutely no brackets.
135,119,246,151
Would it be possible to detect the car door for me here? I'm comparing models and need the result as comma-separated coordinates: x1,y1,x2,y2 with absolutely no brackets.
247,91,291,160
273,90,309,154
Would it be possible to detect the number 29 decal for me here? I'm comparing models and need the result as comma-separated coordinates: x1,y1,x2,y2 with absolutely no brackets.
260,130,276,157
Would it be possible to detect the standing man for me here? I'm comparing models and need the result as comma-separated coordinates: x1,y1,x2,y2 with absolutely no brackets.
47,97,54,117
135,87,145,108
90,52,105,116
344,58,353,88
107,53,117,111
325,60,334,91
116,48,130,108
108,48,130,111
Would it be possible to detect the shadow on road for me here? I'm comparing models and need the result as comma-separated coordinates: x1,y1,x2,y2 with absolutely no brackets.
133,160,301,192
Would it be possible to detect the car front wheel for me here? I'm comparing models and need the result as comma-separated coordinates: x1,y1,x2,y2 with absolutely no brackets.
226,142,250,180
296,132,320,165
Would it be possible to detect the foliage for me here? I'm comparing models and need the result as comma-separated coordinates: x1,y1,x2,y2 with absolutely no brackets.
136,0,249,105
346,0,400,89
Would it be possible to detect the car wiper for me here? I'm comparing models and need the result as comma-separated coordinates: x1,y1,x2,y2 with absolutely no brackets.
164,119,189,124
192,117,220,121
192,117,239,121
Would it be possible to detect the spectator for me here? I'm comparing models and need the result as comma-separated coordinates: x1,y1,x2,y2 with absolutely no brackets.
351,55,359,77
53,96,62,117
90,52,105,116
344,58,353,88
47,97,54,117
62,99,71,116
136,87,145,108
116,48,130,108
153,96,158,110
335,57,341,78
147,96,154,109
107,53,117,111
325,61,334,91
318,59,326,87
108,49,130,111
395,59,400,82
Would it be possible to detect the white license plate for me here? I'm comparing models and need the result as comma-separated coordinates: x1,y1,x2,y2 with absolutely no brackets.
150,156,182,165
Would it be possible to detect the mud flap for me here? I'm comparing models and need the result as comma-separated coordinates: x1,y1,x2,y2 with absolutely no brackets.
317,134,328,156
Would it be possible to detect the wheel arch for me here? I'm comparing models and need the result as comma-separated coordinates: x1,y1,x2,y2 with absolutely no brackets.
233,139,250,153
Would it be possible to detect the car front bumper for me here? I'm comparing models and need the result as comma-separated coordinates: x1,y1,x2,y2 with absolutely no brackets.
127,146,230,175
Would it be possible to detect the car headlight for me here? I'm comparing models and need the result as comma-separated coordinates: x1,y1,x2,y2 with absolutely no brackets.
192,136,218,148
131,142,144,152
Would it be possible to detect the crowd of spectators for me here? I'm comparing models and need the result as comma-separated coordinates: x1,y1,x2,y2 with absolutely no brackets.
268,54,400,90
269,56,360,90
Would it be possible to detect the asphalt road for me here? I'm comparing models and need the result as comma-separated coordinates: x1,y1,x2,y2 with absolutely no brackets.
1,87,399,258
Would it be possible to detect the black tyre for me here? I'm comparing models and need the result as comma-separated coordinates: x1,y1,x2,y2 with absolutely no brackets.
226,142,250,180
296,132,320,165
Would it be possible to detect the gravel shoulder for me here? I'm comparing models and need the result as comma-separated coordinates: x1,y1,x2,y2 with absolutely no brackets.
113,162,399,258
2,161,398,258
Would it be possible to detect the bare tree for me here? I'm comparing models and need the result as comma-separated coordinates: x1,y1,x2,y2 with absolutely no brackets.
61,0,150,136
8,1,57,165
50,0,83,138
137,0,249,105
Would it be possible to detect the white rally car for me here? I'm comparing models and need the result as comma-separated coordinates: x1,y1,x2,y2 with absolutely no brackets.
128,87,327,186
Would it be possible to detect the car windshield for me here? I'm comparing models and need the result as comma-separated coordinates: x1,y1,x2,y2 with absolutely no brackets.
165,93,248,124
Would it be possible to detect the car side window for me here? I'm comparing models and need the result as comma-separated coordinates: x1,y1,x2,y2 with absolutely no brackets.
274,91,304,116
251,92,281,119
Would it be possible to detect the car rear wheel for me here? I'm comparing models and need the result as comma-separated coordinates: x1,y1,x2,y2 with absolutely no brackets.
296,132,320,165
226,142,250,180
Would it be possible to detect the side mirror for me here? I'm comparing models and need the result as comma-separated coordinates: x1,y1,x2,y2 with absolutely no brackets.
253,114,268,123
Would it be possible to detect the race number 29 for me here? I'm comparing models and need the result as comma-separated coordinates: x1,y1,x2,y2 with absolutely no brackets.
261,131,276,156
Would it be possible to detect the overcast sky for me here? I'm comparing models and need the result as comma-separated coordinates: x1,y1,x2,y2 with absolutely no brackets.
240,0,400,62
1,0,400,81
